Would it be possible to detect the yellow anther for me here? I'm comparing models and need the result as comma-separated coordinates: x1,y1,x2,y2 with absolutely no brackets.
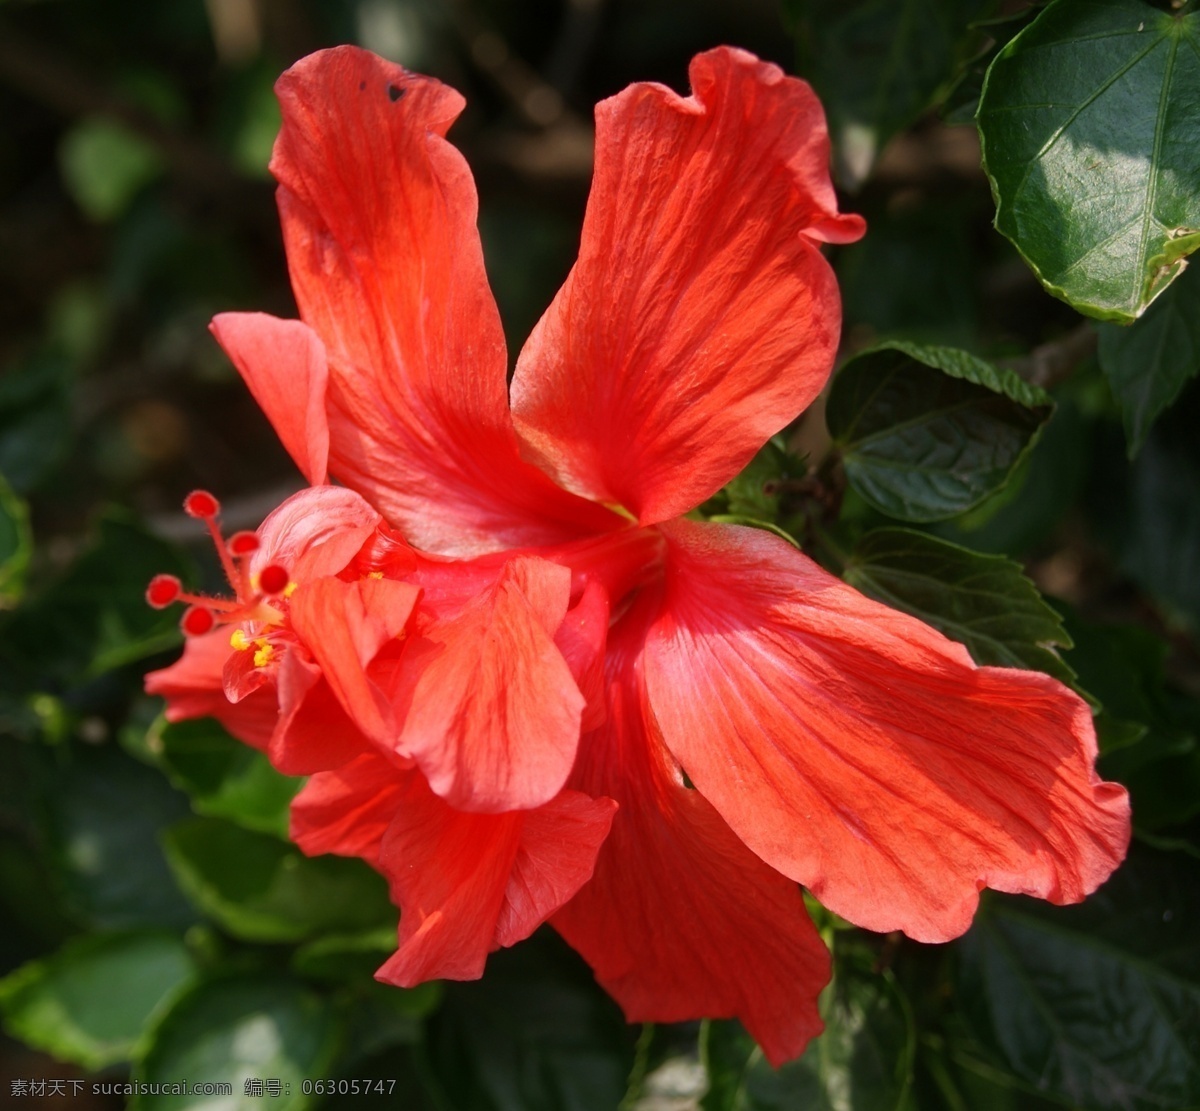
367,571,384,580
283,582,298,597
230,629,251,651
253,643,275,668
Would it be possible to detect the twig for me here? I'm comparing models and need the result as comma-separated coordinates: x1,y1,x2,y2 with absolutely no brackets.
1000,322,1097,390
443,0,583,129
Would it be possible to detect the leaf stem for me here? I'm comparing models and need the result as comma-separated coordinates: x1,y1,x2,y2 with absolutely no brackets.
618,1023,655,1110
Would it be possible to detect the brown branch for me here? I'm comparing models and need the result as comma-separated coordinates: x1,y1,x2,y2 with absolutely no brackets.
443,0,586,130
1000,321,1098,390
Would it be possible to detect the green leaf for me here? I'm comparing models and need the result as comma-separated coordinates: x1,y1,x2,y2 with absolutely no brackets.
789,0,997,187
718,438,801,520
422,932,635,1111
132,976,340,1110
0,931,195,1070
0,353,71,494
336,979,442,1064
827,342,1052,522
1065,616,1173,741
843,528,1075,684
932,399,1089,558
55,745,198,931
0,473,31,605
148,717,300,837
1070,619,1200,831
941,6,1045,126
957,847,1200,1111
59,118,164,222
291,928,401,983
0,510,191,687
1097,258,1200,456
701,965,915,1110
1090,394,1200,631
162,817,394,943
977,0,1200,323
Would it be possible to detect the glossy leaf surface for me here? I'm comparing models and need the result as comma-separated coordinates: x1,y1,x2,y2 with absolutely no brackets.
1097,259,1200,456
132,977,339,1110
827,342,1052,521
958,848,1200,1111
162,818,393,943
978,0,1200,322
422,934,635,1111
150,717,300,837
844,528,1074,684
0,932,194,1070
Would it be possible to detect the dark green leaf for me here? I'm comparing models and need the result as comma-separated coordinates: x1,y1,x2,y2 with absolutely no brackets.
844,528,1075,684
0,931,194,1070
1065,618,1200,833
0,354,71,494
0,510,191,687
148,716,300,837
978,0,1200,322
827,342,1052,522
790,0,997,186
932,399,1089,558
1090,394,1200,630
132,976,339,1110
942,6,1045,126
719,438,802,520
701,966,914,1110
55,745,198,931
0,473,31,604
423,932,635,1111
162,817,394,943
291,928,402,983
336,979,441,1064
1097,259,1200,456
957,847,1200,1111
1065,616,1173,744
919,1042,1066,1111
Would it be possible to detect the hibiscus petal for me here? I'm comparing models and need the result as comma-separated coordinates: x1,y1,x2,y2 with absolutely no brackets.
269,647,371,775
291,750,407,867
287,575,420,745
209,312,330,485
254,486,381,583
394,556,586,812
511,46,864,525
375,769,616,985
145,630,278,751
644,520,1132,943
553,580,610,733
270,46,618,555
553,597,829,1067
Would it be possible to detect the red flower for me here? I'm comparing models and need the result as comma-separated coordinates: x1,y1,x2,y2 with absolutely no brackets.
147,45,1130,1065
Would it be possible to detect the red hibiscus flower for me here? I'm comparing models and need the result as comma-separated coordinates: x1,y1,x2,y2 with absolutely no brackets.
146,44,1130,1065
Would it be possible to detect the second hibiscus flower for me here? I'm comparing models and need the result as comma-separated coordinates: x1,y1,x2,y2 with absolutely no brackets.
147,44,1129,1065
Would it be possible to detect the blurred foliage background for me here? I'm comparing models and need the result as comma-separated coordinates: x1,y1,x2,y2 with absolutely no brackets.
0,0,1198,1108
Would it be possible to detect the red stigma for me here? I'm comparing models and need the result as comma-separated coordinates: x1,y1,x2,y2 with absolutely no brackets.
146,574,182,609
184,490,220,519
229,531,260,555
146,489,286,634
181,606,216,636
258,564,290,596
